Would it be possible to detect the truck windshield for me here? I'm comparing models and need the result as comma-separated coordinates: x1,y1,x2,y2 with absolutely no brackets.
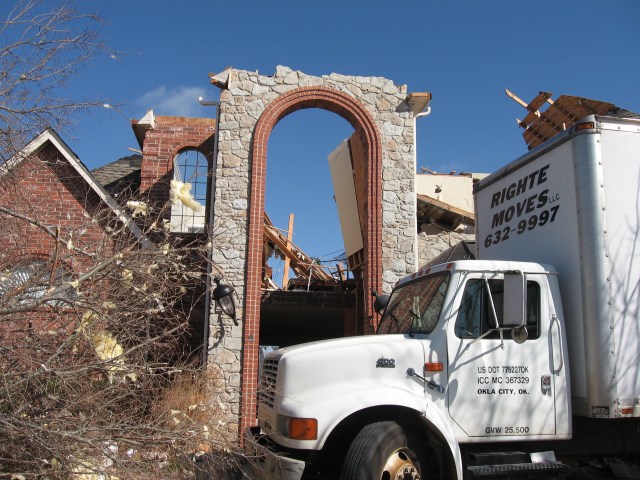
377,272,450,335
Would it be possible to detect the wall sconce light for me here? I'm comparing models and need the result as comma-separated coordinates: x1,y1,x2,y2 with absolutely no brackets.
371,290,389,315
213,277,238,325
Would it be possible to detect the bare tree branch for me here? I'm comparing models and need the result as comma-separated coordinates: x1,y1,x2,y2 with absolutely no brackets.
0,205,97,258
0,194,226,476
0,3,252,477
0,0,109,163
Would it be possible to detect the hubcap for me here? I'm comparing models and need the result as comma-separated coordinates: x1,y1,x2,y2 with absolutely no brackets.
382,449,421,480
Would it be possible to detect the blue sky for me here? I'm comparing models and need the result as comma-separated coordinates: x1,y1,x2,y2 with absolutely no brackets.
10,0,640,271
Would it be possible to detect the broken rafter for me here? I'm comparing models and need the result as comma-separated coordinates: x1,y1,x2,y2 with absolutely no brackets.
506,89,554,128
507,89,616,150
281,213,295,287
505,89,533,109
264,213,334,283
416,194,475,226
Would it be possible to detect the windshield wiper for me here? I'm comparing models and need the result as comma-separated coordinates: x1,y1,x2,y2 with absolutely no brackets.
408,309,420,337
378,301,401,334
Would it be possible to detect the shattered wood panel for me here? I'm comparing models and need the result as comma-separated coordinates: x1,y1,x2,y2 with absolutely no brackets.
519,91,554,128
349,133,368,249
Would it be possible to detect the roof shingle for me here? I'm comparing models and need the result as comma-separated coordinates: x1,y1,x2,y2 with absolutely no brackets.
91,154,142,195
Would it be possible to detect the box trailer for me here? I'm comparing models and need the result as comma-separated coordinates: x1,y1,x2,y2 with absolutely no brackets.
474,114,640,419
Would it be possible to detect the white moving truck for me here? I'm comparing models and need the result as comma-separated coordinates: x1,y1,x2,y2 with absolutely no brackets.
247,115,640,479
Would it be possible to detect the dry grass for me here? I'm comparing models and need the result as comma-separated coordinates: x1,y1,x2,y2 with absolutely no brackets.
151,371,212,436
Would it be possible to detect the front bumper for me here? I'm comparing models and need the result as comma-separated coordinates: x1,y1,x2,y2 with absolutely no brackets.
243,426,306,480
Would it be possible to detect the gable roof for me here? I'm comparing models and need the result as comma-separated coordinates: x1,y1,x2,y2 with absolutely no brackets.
2,129,145,241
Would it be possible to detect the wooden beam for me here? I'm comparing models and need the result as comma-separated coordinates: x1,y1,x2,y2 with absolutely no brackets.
281,213,294,288
336,262,346,282
416,194,475,225
505,89,529,109
264,213,334,283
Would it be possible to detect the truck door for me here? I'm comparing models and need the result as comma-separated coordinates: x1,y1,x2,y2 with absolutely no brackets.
446,274,560,439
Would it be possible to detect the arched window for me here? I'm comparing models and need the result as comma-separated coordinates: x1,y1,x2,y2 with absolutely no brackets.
0,258,75,307
170,149,209,233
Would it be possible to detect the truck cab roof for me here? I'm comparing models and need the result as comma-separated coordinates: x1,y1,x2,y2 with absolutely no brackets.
398,260,554,287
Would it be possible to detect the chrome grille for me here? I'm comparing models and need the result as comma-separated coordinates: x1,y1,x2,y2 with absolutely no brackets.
258,357,279,408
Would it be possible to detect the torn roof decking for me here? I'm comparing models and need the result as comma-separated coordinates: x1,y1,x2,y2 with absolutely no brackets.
507,90,618,150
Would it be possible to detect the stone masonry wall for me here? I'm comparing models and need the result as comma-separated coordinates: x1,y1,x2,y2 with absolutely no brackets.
208,66,421,438
417,228,476,267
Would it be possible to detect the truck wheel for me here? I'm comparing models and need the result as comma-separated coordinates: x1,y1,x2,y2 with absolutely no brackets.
341,421,427,480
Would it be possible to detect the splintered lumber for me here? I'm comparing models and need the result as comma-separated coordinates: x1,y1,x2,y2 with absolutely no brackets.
507,89,616,150
264,213,334,283
281,213,294,287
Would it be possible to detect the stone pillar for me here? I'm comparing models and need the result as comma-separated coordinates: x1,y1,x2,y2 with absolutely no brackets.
208,66,420,439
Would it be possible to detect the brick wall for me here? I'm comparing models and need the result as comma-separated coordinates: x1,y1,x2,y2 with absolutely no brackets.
139,116,216,205
135,115,217,367
0,143,110,268
0,142,118,366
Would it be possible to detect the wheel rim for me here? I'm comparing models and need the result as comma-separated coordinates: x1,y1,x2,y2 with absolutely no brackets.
381,448,422,480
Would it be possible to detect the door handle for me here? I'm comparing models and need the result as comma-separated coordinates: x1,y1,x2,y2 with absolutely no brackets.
550,313,564,375
407,368,444,393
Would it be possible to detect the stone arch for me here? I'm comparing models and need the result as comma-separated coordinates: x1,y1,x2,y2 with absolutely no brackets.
239,86,383,430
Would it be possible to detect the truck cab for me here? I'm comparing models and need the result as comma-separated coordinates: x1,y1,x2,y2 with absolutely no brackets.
250,260,571,479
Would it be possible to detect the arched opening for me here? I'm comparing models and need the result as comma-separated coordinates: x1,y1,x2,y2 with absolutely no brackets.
240,86,382,431
261,109,355,347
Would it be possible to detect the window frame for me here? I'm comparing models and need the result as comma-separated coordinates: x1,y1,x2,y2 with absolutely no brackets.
454,276,541,341
170,148,210,234
377,271,451,336
0,258,76,308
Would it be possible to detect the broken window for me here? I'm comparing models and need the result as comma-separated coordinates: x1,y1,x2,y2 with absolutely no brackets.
170,149,209,233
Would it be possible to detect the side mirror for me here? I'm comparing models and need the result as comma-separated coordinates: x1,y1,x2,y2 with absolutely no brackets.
503,272,525,328
371,291,390,315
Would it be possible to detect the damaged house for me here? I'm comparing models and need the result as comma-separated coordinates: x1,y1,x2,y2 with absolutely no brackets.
2,65,620,443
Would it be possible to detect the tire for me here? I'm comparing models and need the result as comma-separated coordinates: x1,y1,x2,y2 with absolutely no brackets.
340,421,428,480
